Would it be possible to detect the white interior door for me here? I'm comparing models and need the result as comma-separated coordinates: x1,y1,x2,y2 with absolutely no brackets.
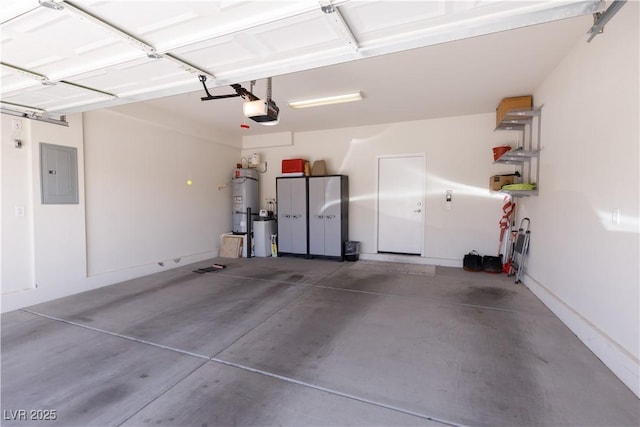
377,155,425,255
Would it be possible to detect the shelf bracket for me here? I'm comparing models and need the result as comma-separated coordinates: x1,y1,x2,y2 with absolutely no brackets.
586,0,626,42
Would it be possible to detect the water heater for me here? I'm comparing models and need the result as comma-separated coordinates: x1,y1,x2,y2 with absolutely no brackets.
232,168,259,234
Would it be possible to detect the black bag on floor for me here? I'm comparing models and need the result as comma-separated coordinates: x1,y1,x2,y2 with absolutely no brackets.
482,255,503,274
463,251,483,272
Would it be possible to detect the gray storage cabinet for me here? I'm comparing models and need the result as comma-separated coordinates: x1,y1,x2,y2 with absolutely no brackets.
277,175,348,260
276,177,308,256
308,175,348,260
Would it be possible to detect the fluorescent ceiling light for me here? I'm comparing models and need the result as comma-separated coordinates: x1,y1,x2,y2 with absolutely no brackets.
288,92,362,109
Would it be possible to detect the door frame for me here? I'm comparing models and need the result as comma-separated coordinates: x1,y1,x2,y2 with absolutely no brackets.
375,153,426,256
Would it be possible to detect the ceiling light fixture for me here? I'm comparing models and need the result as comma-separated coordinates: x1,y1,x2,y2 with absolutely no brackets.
287,92,362,109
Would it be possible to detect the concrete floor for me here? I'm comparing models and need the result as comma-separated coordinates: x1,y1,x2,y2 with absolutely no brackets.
2,258,638,426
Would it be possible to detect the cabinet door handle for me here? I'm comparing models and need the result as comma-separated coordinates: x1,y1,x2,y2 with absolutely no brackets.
292,214,302,219
315,215,324,219
325,215,336,219
284,214,291,218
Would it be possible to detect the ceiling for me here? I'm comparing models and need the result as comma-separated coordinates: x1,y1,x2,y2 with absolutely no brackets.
1,1,605,139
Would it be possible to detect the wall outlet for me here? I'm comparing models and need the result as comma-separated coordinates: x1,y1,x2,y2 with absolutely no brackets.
15,206,25,217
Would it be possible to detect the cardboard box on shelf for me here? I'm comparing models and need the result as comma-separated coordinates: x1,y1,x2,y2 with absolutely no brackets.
496,95,533,127
311,160,327,176
490,175,515,191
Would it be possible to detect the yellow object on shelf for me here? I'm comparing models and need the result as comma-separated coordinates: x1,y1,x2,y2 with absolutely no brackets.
502,183,536,191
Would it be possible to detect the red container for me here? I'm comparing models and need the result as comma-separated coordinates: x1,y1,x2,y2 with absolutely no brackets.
282,158,305,173
492,146,511,161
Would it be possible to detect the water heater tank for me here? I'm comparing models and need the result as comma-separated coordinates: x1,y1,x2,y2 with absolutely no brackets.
232,168,259,234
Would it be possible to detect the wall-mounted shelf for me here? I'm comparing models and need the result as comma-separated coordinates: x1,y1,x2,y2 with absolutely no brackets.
494,105,542,197
500,188,539,197
494,148,540,164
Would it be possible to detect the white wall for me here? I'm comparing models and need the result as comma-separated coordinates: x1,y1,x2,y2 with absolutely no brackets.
1,115,36,294
33,114,89,299
242,113,515,265
1,105,240,312
1,113,86,311
83,105,239,276
523,2,639,396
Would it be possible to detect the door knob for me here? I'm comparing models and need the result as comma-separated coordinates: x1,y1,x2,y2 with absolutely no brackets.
413,209,422,213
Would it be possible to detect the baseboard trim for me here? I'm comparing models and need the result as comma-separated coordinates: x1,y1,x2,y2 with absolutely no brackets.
1,250,219,314
524,272,640,398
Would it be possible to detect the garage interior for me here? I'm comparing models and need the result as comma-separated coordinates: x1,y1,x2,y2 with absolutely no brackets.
3,258,638,426
1,1,639,426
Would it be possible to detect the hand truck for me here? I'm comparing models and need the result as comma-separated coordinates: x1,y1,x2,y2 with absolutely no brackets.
508,218,530,284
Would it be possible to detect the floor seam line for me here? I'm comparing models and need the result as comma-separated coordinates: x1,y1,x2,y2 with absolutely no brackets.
116,359,210,427
208,285,315,360
213,262,347,288
213,272,313,287
20,309,210,360
308,283,551,317
206,263,345,360
210,357,465,427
